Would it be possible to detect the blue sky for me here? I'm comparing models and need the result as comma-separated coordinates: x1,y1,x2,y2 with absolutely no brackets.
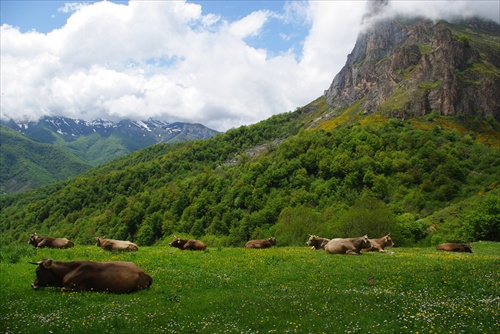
1,1,499,131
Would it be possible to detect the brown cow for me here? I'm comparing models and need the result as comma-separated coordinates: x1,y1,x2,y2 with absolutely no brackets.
363,234,394,253
96,237,138,252
324,235,371,255
306,235,330,250
245,237,276,249
28,233,74,249
436,243,472,253
169,237,207,251
29,259,152,293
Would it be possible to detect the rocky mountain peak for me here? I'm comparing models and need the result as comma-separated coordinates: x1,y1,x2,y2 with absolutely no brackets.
324,16,500,120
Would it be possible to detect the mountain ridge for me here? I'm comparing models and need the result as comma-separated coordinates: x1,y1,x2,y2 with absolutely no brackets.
3,116,220,144
1,116,220,194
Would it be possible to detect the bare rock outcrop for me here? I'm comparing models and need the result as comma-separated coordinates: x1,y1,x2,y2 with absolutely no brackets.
324,17,500,121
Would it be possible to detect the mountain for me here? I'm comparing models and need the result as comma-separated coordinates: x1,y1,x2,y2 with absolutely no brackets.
1,16,498,247
324,17,499,121
2,116,220,166
0,125,93,196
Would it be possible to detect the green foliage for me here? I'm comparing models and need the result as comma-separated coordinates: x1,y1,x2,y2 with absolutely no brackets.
1,244,499,333
327,193,398,239
275,206,321,245
0,101,499,246
0,125,92,195
468,192,500,241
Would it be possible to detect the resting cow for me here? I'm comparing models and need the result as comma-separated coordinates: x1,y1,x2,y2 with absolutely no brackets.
28,233,74,249
245,237,276,249
324,235,371,255
436,243,472,253
96,237,138,251
29,259,152,293
169,237,207,251
363,234,394,253
306,235,330,250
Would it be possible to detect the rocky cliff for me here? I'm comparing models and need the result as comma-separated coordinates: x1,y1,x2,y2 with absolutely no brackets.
324,16,500,120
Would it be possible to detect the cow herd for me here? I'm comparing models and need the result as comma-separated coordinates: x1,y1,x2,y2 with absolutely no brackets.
306,234,395,254
27,232,472,294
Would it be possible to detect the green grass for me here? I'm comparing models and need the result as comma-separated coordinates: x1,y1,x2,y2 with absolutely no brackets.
1,243,499,333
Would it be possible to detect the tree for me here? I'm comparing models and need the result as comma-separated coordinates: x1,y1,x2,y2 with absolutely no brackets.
275,206,321,246
468,193,500,241
329,193,398,239
135,222,155,246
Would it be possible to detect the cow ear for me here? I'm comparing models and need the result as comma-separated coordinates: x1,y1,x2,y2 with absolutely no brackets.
43,259,53,269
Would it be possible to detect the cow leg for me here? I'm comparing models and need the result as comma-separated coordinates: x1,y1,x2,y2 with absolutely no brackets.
346,250,360,255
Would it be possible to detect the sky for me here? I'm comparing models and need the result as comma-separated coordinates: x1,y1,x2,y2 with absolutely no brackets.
1,1,499,132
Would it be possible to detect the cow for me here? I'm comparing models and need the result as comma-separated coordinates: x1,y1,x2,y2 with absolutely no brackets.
28,233,74,249
169,236,207,251
29,259,152,293
96,237,138,252
306,235,330,250
245,237,276,249
324,235,371,255
436,243,472,253
363,234,394,253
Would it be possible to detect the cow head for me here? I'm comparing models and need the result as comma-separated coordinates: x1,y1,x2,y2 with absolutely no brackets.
29,259,59,289
28,233,38,247
169,236,186,249
383,234,394,247
268,237,277,245
306,235,317,246
96,237,103,247
361,235,371,248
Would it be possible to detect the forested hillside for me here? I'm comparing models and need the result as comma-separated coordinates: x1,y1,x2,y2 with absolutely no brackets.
1,97,498,246
0,125,93,196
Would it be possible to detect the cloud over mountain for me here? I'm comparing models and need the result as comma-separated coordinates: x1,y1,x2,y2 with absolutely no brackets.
1,1,497,131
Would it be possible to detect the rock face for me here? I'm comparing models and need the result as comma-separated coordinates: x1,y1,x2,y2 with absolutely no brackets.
324,17,500,120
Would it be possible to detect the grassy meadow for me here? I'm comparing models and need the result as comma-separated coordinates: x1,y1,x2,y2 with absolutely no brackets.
1,242,499,333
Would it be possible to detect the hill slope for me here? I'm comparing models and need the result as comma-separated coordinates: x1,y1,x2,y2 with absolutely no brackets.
0,125,93,195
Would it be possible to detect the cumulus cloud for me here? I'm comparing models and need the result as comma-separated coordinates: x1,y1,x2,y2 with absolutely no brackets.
1,0,498,131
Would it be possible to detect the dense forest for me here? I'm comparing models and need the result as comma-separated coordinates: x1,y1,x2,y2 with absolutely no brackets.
1,97,499,247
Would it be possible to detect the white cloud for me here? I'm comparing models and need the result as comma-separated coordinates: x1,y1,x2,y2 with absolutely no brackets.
58,2,89,14
1,0,498,131
385,1,500,24
229,10,269,38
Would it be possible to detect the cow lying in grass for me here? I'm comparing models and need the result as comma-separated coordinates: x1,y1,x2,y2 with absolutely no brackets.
28,233,74,249
169,236,207,251
363,234,394,253
436,243,472,253
30,259,152,293
245,237,276,249
96,237,138,251
324,235,371,255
